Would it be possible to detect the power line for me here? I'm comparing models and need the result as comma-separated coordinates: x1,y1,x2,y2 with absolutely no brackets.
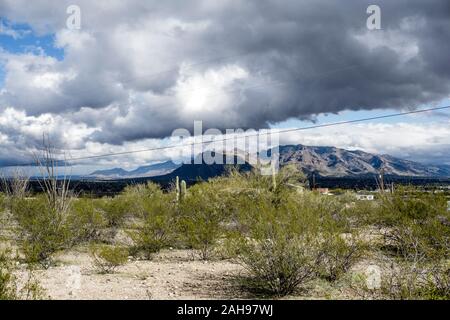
2,105,449,168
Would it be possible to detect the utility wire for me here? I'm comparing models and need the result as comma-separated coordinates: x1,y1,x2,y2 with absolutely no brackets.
2,105,449,168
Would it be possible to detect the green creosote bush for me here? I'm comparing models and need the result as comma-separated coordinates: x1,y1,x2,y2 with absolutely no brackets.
178,183,227,260
380,260,430,300
0,193,7,226
127,186,176,259
0,249,16,300
11,196,72,266
230,191,323,296
229,184,364,296
0,193,5,213
0,249,45,300
90,244,128,274
96,195,130,228
237,233,322,296
362,259,450,300
68,198,106,243
272,163,307,188
376,187,450,262
340,198,380,229
122,182,164,216
376,187,446,224
421,264,450,300
318,232,365,282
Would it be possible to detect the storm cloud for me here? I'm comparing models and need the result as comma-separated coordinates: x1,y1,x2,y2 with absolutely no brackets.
0,0,449,166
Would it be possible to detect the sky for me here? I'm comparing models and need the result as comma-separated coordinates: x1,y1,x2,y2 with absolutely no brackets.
0,0,449,175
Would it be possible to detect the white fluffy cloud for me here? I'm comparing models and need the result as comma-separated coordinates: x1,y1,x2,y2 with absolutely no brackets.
0,107,96,165
280,121,450,165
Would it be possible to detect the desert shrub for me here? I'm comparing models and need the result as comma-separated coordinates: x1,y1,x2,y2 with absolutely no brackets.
0,249,44,300
0,249,17,300
128,190,176,259
421,264,450,300
231,191,328,296
375,188,450,261
212,165,307,199
178,183,227,260
90,244,128,274
68,198,106,243
382,220,444,262
122,182,165,216
0,194,6,223
96,196,130,228
340,198,380,228
8,139,83,266
375,259,450,300
237,233,322,296
270,163,307,191
19,270,46,300
229,187,365,295
318,232,365,282
377,188,447,223
129,214,174,259
1,171,30,217
1,171,29,200
0,193,5,211
11,196,72,266
379,261,428,300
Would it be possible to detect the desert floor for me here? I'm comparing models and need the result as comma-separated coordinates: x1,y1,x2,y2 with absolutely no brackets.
14,247,370,300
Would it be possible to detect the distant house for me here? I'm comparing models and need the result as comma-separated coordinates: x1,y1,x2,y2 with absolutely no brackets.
316,188,332,195
356,194,374,201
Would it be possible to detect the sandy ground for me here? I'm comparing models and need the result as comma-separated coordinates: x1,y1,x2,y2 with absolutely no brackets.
3,218,382,300
13,246,377,300
17,248,249,300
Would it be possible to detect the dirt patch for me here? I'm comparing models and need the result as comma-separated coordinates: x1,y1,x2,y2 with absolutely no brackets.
17,248,246,300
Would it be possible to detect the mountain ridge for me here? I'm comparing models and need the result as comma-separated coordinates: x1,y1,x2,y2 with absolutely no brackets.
277,144,450,177
87,145,450,180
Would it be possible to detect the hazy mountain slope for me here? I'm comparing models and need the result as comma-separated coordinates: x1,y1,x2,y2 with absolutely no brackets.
90,168,129,178
89,161,180,179
127,161,180,177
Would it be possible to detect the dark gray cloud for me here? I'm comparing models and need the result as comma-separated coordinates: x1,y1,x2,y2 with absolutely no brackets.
0,0,449,166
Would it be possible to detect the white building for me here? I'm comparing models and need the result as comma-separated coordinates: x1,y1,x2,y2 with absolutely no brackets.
356,194,375,201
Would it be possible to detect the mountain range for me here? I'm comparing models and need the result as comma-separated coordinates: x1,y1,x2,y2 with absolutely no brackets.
89,160,180,179
277,145,450,177
87,145,450,181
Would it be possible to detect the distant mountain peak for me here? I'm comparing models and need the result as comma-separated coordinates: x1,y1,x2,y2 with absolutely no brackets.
90,167,129,176
277,144,450,177
89,160,180,179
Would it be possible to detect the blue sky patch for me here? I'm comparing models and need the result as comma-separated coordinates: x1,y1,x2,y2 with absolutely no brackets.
0,18,64,60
